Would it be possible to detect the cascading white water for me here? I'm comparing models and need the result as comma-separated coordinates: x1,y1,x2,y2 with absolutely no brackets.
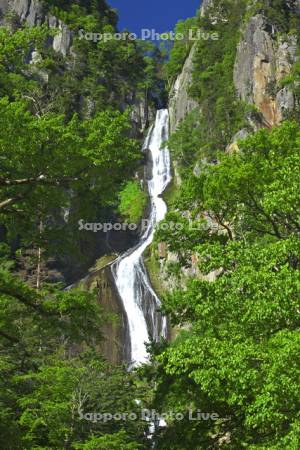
111,109,171,367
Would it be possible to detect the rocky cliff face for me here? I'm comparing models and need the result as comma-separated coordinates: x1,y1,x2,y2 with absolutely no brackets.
0,0,155,127
0,0,73,55
167,43,199,190
234,14,298,127
157,0,299,292
168,45,199,133
130,96,156,138
0,0,44,26
169,3,298,133
79,259,130,364
200,0,214,16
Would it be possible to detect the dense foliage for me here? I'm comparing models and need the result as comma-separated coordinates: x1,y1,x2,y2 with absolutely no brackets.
118,180,147,224
162,17,198,88
0,1,160,448
1,0,300,448
145,1,300,449
150,120,300,450
0,0,165,278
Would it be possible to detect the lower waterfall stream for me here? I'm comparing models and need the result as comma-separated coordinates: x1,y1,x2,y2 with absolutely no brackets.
111,109,171,367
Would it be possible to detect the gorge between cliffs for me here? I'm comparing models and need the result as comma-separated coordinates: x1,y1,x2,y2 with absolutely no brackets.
0,0,300,449
111,109,171,367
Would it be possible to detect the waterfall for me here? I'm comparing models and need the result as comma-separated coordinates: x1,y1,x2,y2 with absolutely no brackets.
111,109,171,367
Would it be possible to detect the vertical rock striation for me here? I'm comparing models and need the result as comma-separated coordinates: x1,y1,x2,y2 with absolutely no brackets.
168,44,199,133
80,262,131,364
234,14,298,126
0,0,73,56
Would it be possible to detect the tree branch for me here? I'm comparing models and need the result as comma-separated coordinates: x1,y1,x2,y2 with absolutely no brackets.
212,212,234,240
0,174,81,187
0,284,47,315
0,173,86,211
245,192,282,239
0,193,26,210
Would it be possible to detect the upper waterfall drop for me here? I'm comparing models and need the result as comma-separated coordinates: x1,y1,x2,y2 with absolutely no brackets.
111,109,171,367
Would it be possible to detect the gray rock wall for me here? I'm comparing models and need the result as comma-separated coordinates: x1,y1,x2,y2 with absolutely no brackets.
0,0,73,56
80,262,130,364
234,14,297,126
200,0,214,16
168,44,199,133
0,0,154,130
160,0,299,297
130,96,156,138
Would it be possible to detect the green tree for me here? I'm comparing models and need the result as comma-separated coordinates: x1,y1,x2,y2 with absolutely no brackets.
162,17,198,88
118,180,147,224
0,98,139,246
148,121,300,449
16,358,147,449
